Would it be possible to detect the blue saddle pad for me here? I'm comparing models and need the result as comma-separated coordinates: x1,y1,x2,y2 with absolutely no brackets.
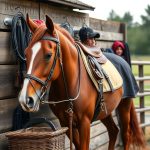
104,52,139,98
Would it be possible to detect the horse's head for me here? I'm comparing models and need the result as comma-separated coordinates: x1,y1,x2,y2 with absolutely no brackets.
19,15,62,112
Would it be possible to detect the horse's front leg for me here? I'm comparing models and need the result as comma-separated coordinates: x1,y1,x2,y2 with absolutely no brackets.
78,116,91,150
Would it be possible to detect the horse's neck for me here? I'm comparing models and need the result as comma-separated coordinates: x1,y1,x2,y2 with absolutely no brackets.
56,34,79,97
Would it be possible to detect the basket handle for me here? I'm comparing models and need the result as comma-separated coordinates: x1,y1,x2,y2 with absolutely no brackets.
23,117,56,131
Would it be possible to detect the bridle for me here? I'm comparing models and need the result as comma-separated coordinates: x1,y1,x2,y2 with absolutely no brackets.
25,33,61,101
24,30,81,105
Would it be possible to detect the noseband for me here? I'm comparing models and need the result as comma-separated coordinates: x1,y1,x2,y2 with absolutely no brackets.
25,34,61,101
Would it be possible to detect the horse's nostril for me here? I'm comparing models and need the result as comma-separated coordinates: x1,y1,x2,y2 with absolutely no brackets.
27,97,34,108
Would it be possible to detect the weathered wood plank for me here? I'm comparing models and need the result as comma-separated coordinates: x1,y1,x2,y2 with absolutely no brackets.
98,31,123,41
0,65,18,99
0,98,18,133
0,97,60,133
96,41,114,49
0,32,16,64
74,26,123,42
74,27,124,43
90,132,109,150
40,3,89,27
0,30,121,66
90,17,123,33
0,133,8,150
0,0,39,30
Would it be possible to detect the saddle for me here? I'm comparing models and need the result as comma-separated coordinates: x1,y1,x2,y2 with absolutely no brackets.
75,41,107,64
75,42,110,121
75,42,123,122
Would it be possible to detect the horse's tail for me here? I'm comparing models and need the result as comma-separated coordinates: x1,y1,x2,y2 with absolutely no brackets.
130,102,146,148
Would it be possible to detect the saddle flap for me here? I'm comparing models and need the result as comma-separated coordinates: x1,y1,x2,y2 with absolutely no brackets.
88,56,104,80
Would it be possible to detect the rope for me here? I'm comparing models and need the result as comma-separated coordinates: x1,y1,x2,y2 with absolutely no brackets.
11,12,31,130
11,12,31,84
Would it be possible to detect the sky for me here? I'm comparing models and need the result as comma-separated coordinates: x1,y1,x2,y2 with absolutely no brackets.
79,0,150,24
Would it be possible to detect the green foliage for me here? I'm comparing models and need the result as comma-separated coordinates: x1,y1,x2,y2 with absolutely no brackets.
141,5,150,27
108,5,150,55
132,65,150,76
107,10,133,27
134,96,150,107
128,26,150,55
107,10,122,22
123,12,133,27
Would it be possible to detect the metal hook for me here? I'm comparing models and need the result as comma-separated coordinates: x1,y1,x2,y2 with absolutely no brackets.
4,17,12,26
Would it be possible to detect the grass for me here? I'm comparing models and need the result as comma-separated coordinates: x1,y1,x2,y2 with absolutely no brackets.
131,55,150,61
132,65,150,76
134,96,150,107
131,55,150,107
131,55,150,76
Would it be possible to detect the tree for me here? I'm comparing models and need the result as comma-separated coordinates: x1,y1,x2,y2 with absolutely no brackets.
141,5,150,27
107,10,133,27
107,10,122,22
123,12,133,27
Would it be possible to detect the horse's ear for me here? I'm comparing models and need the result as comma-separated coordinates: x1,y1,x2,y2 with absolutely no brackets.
45,15,54,35
26,13,38,33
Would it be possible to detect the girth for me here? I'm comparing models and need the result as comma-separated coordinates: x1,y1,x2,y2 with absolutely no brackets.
87,56,114,122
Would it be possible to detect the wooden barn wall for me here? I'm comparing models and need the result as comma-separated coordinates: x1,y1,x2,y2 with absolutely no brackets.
89,18,126,48
0,0,125,149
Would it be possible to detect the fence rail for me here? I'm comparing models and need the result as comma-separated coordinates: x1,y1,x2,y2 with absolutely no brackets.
132,60,150,129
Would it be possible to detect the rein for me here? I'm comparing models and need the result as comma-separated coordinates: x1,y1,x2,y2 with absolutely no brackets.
41,39,81,105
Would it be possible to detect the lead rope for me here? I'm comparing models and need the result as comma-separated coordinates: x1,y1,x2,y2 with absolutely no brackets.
59,46,81,150
59,57,73,150
56,33,73,150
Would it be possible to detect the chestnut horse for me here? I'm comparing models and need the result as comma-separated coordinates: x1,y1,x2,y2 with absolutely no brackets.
19,15,145,150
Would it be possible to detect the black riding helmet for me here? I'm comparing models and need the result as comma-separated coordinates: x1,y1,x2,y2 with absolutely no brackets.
79,27,100,42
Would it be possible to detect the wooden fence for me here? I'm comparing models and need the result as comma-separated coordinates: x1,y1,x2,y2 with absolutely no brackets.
132,61,150,129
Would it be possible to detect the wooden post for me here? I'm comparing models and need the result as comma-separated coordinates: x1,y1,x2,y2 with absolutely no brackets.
120,22,127,42
138,64,145,132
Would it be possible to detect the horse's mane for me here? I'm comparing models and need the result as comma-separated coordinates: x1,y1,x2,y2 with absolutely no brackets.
54,24,75,44
27,22,75,49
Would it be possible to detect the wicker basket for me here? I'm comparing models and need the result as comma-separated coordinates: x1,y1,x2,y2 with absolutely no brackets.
6,119,68,150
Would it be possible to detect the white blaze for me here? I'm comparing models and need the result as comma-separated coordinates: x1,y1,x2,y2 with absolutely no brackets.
19,42,41,105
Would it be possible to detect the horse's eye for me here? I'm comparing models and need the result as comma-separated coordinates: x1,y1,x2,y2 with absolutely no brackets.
44,53,52,61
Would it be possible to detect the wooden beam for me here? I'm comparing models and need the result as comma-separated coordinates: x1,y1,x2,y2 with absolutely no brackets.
0,0,39,30
90,18,123,33
40,3,89,27
0,32,16,65
0,98,18,133
136,107,150,113
132,61,150,65
0,65,18,99
137,92,150,97
135,76,150,81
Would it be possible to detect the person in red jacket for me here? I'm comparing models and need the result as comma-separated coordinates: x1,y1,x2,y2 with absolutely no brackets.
112,41,131,67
